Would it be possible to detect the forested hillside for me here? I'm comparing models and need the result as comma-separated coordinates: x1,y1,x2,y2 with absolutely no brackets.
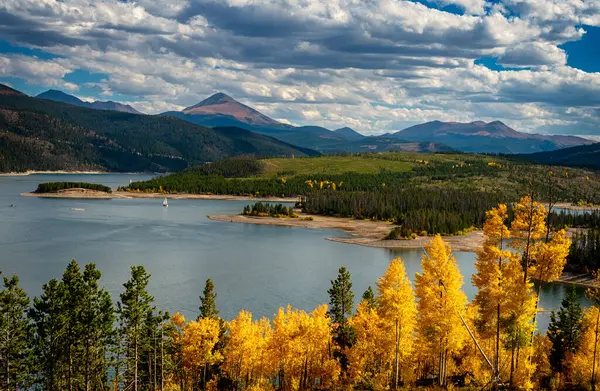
520,142,600,170
125,154,600,235
0,85,318,173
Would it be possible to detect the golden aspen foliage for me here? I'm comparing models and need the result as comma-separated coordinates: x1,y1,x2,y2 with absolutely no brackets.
454,304,493,386
531,334,552,389
502,253,537,390
472,243,510,337
347,301,388,390
529,229,571,283
375,257,417,384
180,317,223,388
269,304,340,391
510,196,547,242
510,196,547,278
566,306,600,388
172,312,186,328
414,235,469,385
223,310,273,388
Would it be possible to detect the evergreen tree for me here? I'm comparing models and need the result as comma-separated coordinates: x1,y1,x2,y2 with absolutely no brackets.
0,275,34,390
362,286,376,309
61,260,85,391
328,266,356,374
199,279,219,319
548,287,584,374
328,266,354,324
30,278,67,391
80,263,114,391
118,266,155,391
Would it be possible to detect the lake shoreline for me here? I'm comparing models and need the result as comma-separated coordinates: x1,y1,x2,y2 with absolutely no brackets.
207,213,485,252
22,191,299,202
209,214,600,288
1,170,110,176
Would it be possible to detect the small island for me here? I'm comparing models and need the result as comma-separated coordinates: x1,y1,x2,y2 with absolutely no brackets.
23,182,114,199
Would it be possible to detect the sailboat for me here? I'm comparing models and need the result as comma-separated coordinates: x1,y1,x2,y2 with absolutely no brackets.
162,198,168,208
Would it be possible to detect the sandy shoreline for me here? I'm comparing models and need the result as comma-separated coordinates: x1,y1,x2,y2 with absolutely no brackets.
207,213,485,252
0,170,111,176
209,214,600,288
22,191,298,202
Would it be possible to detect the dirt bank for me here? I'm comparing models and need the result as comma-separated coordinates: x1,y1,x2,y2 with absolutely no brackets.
207,213,485,252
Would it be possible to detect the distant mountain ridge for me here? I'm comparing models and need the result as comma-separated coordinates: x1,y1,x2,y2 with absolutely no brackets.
29,88,595,154
393,120,593,154
520,142,600,170
0,84,318,173
163,92,593,154
160,93,449,153
37,89,143,114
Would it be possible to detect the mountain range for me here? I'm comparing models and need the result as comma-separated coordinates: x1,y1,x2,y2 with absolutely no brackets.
521,142,600,170
0,84,318,173
28,88,596,155
37,89,143,114
156,92,592,154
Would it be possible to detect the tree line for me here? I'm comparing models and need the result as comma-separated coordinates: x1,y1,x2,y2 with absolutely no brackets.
2,195,599,391
568,229,600,272
242,202,297,218
35,182,113,193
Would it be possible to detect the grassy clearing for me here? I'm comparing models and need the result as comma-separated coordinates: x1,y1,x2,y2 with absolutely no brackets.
260,155,414,177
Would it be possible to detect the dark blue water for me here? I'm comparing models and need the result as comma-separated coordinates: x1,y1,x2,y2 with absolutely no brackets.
0,174,589,331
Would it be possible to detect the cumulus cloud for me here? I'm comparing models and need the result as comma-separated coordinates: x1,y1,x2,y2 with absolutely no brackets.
498,42,567,67
0,54,77,90
0,0,598,136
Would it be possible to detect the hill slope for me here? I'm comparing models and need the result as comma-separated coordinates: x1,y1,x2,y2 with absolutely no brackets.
0,85,318,173
520,142,600,170
37,89,143,114
394,120,592,153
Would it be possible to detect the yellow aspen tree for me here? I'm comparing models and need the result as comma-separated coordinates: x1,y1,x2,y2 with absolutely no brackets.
510,196,547,282
347,301,388,390
531,334,552,389
224,310,273,389
567,306,600,390
269,305,339,391
415,235,469,387
180,317,222,391
502,253,537,390
472,204,511,382
375,257,417,388
529,229,571,334
584,272,600,391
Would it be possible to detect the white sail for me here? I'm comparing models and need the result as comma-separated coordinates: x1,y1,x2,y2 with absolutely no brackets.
162,198,168,207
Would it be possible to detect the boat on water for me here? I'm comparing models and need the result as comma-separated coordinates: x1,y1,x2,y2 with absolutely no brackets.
162,198,168,208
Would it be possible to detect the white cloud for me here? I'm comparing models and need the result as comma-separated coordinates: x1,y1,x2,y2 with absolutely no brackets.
0,0,598,137
0,54,76,89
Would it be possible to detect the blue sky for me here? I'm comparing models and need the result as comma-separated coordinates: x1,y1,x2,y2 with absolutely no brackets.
0,0,599,138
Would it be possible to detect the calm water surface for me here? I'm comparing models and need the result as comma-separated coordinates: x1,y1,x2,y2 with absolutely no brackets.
0,174,590,331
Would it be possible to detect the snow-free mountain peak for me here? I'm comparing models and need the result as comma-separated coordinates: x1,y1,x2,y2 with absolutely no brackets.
333,127,365,141
182,92,282,128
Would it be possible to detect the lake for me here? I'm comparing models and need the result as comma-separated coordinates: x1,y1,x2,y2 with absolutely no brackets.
0,174,591,332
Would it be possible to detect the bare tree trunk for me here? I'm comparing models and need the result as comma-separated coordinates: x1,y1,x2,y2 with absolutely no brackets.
134,331,138,391
395,318,399,390
509,346,515,388
153,327,157,391
161,325,164,391
592,309,600,391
